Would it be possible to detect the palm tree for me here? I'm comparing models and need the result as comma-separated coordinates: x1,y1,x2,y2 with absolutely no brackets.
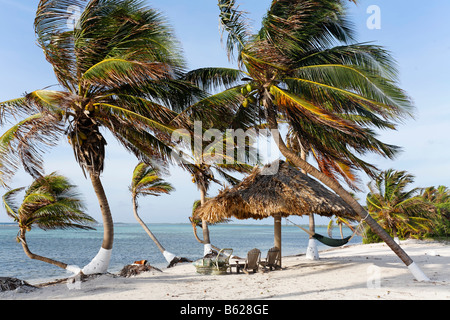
212,0,429,280
164,72,258,254
0,0,192,274
418,186,450,238
190,198,231,254
179,130,254,255
2,173,95,272
130,161,185,266
366,169,432,242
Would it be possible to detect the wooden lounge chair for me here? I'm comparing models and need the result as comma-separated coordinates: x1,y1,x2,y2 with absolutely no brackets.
242,248,261,274
259,247,281,271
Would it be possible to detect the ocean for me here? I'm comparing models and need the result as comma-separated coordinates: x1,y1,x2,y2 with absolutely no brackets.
0,222,361,284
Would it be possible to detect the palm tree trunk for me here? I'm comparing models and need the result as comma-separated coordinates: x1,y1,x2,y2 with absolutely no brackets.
132,195,166,253
19,229,68,270
81,173,113,275
299,139,319,260
90,173,114,250
306,213,319,260
132,195,179,264
263,90,429,281
309,212,315,236
190,184,221,255
393,227,400,244
200,186,213,256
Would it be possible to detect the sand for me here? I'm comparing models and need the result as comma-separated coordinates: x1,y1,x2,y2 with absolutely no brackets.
1,239,449,300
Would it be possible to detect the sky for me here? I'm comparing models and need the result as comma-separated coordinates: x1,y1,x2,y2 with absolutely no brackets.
0,0,449,225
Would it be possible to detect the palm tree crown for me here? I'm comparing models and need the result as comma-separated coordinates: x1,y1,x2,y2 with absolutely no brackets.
3,173,95,271
216,0,413,182
131,162,174,200
3,172,95,233
366,169,432,239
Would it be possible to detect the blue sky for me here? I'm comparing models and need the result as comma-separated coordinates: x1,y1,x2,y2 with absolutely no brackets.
0,0,449,225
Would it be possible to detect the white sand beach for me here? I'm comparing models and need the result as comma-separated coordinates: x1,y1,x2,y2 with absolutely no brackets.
1,240,449,300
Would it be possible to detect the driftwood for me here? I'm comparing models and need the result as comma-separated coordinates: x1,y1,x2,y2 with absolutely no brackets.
167,257,192,268
36,273,109,288
119,263,163,278
0,277,36,292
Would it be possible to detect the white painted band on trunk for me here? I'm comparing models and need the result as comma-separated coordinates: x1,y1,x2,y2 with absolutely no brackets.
82,247,112,275
163,251,177,263
306,238,319,260
408,262,430,282
203,243,213,256
66,265,82,275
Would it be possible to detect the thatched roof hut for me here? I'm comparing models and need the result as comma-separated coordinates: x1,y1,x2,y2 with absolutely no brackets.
194,161,357,266
195,161,357,223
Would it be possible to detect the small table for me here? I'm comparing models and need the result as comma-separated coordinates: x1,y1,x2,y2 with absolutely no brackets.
229,259,246,274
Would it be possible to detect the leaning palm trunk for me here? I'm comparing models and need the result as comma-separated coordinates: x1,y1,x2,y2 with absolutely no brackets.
189,187,222,256
264,92,429,281
132,196,179,266
81,173,113,275
392,227,400,244
18,229,68,270
129,162,191,267
2,173,96,276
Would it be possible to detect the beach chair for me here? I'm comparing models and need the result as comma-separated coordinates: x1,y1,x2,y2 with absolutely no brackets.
242,248,261,274
259,247,281,271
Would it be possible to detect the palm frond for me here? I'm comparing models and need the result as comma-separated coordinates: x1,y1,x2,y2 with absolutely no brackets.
175,86,244,129
271,85,360,133
0,113,63,186
0,97,34,125
290,64,413,119
82,58,171,88
2,187,24,221
262,0,357,55
218,0,251,61
130,161,174,199
75,0,185,77
94,102,177,135
3,172,95,231
183,67,244,91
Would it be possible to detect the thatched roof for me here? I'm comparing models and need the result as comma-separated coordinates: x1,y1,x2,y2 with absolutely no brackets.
195,161,358,223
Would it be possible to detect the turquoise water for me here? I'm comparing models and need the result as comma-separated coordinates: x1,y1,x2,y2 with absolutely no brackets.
0,223,361,283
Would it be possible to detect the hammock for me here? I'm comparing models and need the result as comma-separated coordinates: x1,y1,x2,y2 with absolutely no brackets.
286,218,358,247
310,233,352,247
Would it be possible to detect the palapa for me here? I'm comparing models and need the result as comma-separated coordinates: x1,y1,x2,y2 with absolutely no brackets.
195,161,357,223
195,161,358,267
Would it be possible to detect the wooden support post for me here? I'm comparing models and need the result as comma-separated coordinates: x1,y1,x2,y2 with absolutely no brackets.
274,214,282,267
